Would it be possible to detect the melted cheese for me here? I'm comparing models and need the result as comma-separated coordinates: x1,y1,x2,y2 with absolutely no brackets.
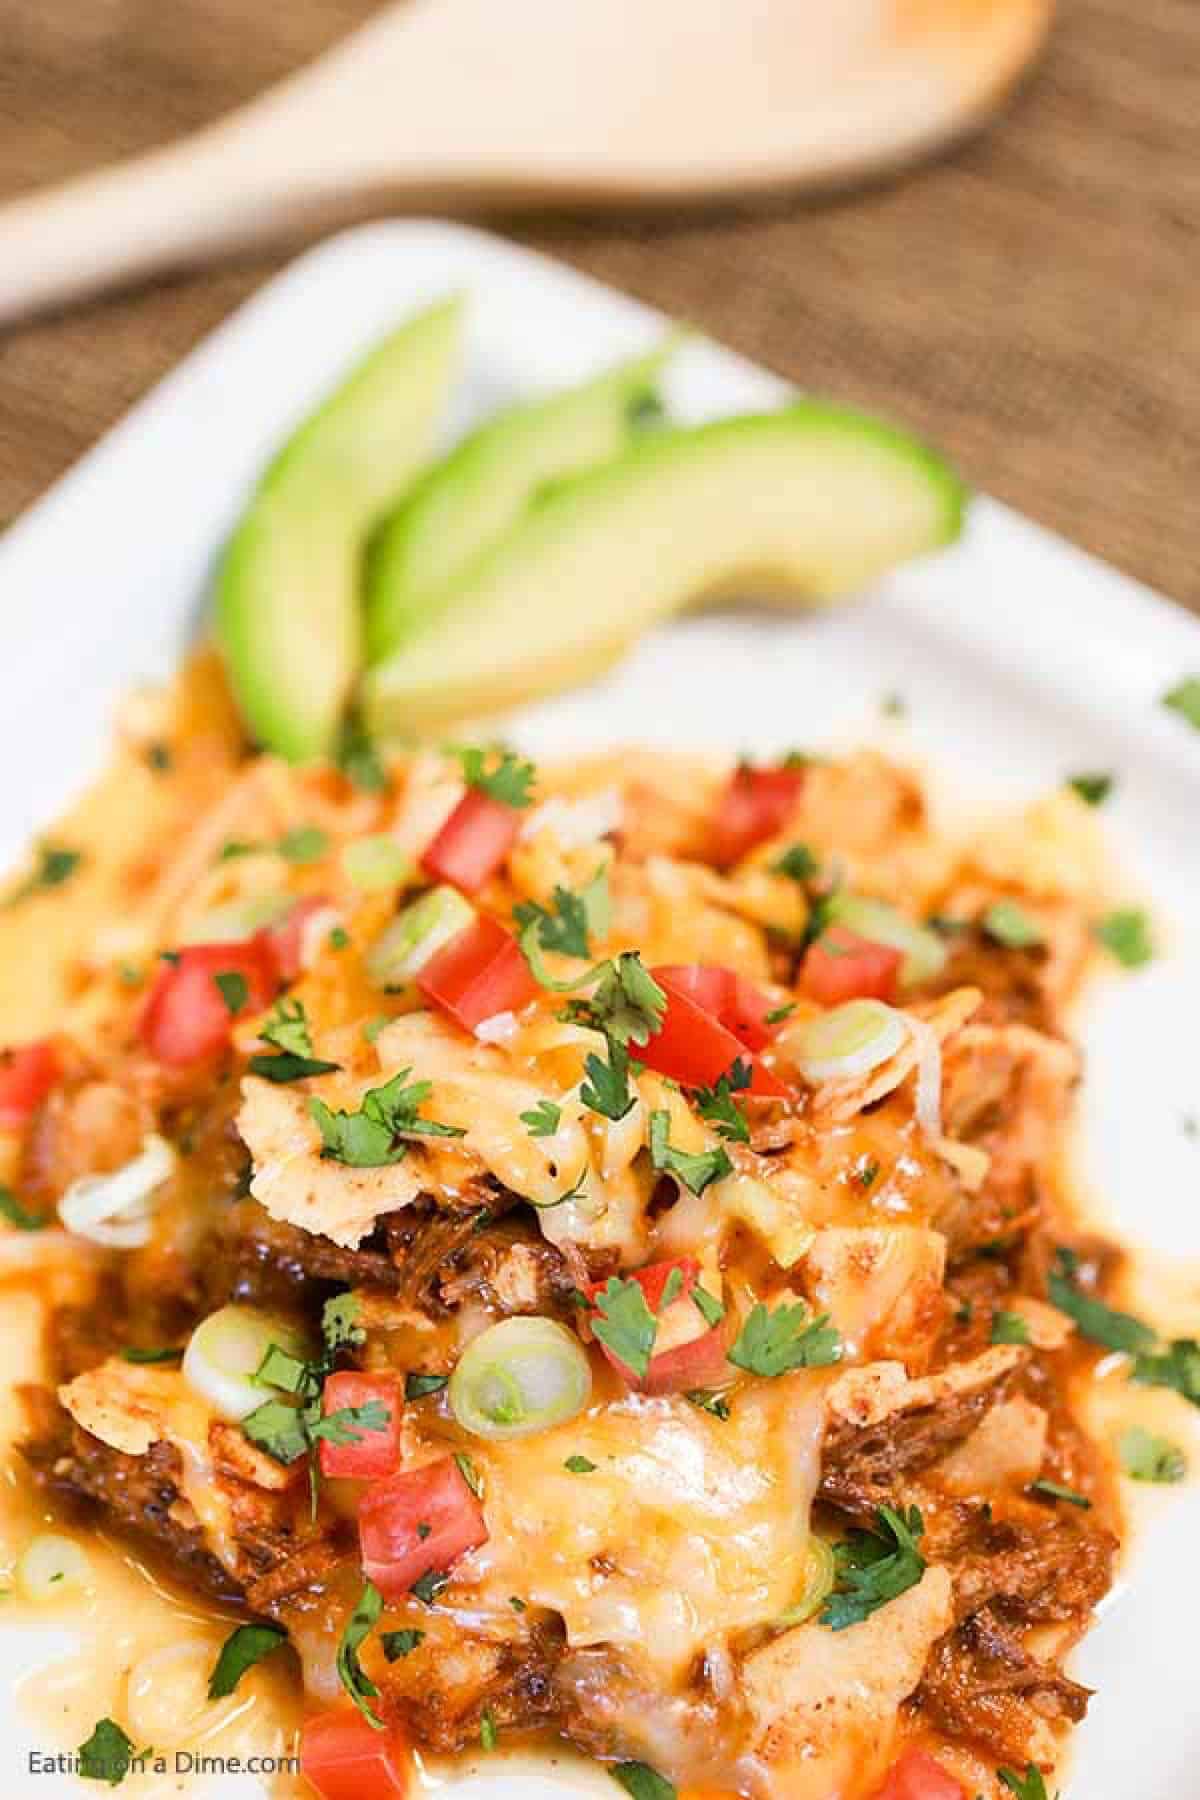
459,1376,827,1684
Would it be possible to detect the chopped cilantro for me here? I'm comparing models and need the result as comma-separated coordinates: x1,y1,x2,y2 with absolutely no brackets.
1067,772,1113,806
515,866,609,969
686,1389,731,1420
591,1275,659,1382
0,1186,46,1231
457,746,536,808
854,1158,880,1191
821,1505,926,1630
120,1344,183,1365
1132,1336,1200,1407
509,1595,526,1612
213,970,249,1016
381,1628,425,1660
564,1454,597,1473
1030,1478,1091,1509
337,1583,384,1728
1094,908,1154,967
249,1049,341,1083
337,709,389,792
329,926,350,950
1117,1424,1186,1483
998,1765,1050,1800
278,825,329,864
610,1764,676,1799
764,1002,796,1025
566,952,666,1047
249,995,341,1082
410,1569,450,1605
692,1285,726,1328
520,1098,562,1137
773,843,819,882
581,1037,635,1122
208,1622,288,1698
990,1310,1031,1346
7,843,82,907
322,1292,365,1355
145,741,172,772
308,1400,389,1448
454,1450,483,1498
480,1708,498,1752
983,900,1043,949
1047,1248,1156,1355
648,1110,733,1195
728,1301,841,1378
1163,676,1200,730
310,1066,465,1167
77,1717,138,1785
693,1060,752,1143
405,1372,449,1400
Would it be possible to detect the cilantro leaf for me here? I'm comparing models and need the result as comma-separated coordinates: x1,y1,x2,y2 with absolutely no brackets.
309,1400,390,1447
998,1766,1050,1800
692,1285,725,1328
1094,908,1154,967
214,970,249,1015
693,1060,752,1143
610,1763,676,1800
405,1372,449,1400
564,1454,597,1473
77,1717,138,1785
337,1583,384,1728
310,1067,465,1166
457,746,536,808
120,1345,183,1364
248,1050,342,1083
591,1275,659,1382
278,825,329,864
521,1099,562,1137
208,1622,288,1698
240,1399,311,1465
686,1388,731,1420
0,1185,46,1231
7,843,82,908
1117,1424,1187,1483
260,996,314,1058
983,900,1043,949
515,873,605,962
322,1292,365,1355
1067,772,1113,806
728,1301,841,1378
581,1038,635,1122
336,709,389,793
454,1450,483,1497
1132,1336,1200,1407
568,953,666,1047
381,1628,424,1660
410,1569,450,1605
820,1504,926,1630
1047,1248,1156,1355
648,1110,733,1195
1163,677,1200,731
990,1310,1031,1345
1030,1478,1091,1508
773,843,819,882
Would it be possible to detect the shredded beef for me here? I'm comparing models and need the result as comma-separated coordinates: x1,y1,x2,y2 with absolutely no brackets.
17,1384,242,1603
201,1199,405,1307
374,1615,566,1750
917,1607,1091,1764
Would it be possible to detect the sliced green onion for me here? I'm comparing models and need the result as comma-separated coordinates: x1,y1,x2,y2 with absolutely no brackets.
342,835,415,893
182,1305,309,1422
774,1535,836,1630
366,885,475,990
182,894,294,944
791,999,907,1084
449,1317,592,1441
17,1532,93,1603
828,894,946,986
59,1134,175,1249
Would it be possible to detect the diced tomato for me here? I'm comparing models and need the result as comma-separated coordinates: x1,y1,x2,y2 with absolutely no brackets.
263,896,331,983
139,939,278,1067
710,763,806,867
802,924,902,1006
0,1039,60,1131
652,964,779,1052
359,1456,487,1601
417,915,538,1034
421,790,520,895
318,1372,402,1480
869,1748,967,1800
587,1258,729,1395
641,970,789,1097
300,1709,411,1800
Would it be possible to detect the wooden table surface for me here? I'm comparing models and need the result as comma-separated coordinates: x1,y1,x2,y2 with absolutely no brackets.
0,0,1196,613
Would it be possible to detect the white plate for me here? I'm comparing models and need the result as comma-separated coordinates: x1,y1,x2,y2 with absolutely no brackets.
2,221,1199,1798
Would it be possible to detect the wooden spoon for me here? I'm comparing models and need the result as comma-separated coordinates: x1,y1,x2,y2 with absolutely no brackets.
0,0,1053,327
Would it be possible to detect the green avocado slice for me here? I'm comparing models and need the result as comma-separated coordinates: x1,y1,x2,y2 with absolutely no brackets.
363,341,675,665
214,296,462,762
362,402,966,737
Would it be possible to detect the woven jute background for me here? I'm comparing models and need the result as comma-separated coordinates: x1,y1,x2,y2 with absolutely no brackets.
0,1,1195,611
